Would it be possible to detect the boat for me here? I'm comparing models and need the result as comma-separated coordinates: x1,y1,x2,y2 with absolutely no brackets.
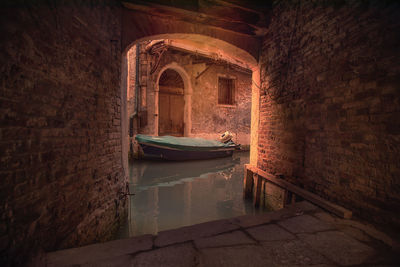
135,134,239,161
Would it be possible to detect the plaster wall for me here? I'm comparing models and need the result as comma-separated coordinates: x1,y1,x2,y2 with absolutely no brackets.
127,47,137,119
190,64,252,145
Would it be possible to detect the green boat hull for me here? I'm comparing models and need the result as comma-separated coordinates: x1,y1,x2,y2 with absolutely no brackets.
135,135,238,160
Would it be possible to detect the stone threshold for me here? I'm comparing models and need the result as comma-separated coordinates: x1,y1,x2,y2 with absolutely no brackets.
34,201,400,267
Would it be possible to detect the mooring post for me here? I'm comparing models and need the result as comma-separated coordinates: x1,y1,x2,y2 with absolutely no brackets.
253,174,262,207
243,164,254,199
259,179,266,207
284,190,292,207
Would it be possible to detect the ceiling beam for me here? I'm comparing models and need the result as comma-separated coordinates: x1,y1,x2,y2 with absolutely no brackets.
122,1,269,37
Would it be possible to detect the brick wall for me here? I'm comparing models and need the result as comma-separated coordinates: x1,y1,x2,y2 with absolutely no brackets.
0,2,126,265
191,63,252,145
258,1,400,231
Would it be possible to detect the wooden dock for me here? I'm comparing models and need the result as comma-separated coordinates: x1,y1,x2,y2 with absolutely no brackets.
243,164,352,219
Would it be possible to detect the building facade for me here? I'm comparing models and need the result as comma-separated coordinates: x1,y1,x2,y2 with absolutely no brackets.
127,40,252,155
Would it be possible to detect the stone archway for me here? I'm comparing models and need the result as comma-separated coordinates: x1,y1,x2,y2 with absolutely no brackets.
155,62,192,137
157,69,185,136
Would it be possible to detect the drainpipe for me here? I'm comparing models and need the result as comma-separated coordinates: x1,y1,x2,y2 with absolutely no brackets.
135,43,140,117
129,44,140,148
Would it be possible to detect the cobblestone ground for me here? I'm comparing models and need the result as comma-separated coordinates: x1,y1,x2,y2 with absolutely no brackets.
38,202,400,267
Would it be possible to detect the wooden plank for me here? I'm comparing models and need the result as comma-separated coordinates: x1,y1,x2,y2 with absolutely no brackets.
284,191,296,207
283,189,290,207
260,179,266,207
245,165,352,219
243,164,253,199
253,174,262,207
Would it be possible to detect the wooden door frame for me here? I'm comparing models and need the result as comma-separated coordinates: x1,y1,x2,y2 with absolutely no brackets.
155,62,192,137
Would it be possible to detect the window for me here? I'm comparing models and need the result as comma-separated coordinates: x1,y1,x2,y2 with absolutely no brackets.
218,77,235,105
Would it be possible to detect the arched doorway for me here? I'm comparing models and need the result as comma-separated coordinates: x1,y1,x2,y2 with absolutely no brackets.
158,69,185,136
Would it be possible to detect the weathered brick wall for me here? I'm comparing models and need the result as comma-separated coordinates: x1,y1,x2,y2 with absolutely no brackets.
191,64,252,145
258,1,400,231
0,2,126,265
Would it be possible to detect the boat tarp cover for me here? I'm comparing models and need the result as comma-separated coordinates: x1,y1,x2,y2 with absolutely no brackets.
135,134,234,151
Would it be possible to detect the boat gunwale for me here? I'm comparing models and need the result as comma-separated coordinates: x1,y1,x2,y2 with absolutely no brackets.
137,141,237,152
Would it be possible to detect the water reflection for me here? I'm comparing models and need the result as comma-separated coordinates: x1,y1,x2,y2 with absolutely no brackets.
117,152,265,238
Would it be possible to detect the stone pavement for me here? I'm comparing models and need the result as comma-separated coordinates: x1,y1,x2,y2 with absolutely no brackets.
39,202,400,266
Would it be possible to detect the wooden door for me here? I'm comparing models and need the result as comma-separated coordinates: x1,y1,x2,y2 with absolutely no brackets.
159,86,184,136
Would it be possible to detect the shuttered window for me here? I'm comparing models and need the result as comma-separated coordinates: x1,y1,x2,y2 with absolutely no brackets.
218,77,235,105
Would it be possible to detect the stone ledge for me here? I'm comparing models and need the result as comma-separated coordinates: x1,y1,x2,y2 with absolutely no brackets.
155,219,240,247
298,231,377,266
230,201,320,228
194,230,255,249
132,243,198,267
46,234,153,267
245,224,296,241
40,201,400,267
277,214,335,234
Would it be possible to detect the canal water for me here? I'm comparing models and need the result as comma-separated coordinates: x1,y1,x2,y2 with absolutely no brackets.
117,151,267,238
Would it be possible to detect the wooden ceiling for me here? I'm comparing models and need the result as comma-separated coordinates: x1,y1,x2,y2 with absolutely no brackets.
122,0,272,37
